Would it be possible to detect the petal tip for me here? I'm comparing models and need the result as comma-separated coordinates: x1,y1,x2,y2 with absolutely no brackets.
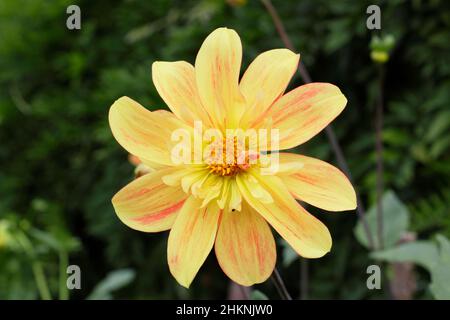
177,278,192,289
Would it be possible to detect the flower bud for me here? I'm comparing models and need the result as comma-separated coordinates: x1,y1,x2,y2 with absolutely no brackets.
370,34,395,64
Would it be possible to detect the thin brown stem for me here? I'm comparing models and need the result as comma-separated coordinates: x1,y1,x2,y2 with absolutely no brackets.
261,0,311,82
238,284,251,300
271,268,292,300
261,0,376,249
375,66,385,249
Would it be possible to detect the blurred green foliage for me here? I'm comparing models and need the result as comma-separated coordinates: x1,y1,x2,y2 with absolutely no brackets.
372,234,450,299
0,0,449,299
354,190,410,250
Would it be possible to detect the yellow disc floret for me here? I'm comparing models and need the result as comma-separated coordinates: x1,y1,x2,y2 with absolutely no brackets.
206,136,252,176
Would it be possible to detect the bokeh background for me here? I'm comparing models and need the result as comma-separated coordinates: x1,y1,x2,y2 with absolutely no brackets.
0,0,449,299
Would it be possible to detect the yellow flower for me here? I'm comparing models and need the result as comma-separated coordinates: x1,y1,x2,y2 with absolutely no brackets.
109,27,356,288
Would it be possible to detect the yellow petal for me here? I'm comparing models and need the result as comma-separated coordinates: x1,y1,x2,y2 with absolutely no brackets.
240,49,300,128
167,197,221,288
112,168,187,232
215,201,276,286
239,174,273,204
181,170,208,193
109,96,191,165
128,154,169,174
139,159,168,171
162,166,205,187
237,170,332,258
278,153,356,211
258,83,347,150
152,61,213,127
195,27,245,129
199,176,223,208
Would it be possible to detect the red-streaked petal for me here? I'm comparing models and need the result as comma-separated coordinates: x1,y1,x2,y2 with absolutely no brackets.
278,153,356,211
237,171,332,258
240,49,299,127
152,61,213,127
215,201,276,286
257,83,347,150
112,168,188,232
195,27,245,129
109,96,191,165
167,197,221,288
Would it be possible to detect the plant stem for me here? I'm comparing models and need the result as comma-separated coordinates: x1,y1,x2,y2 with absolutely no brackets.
16,232,52,300
375,66,385,250
59,251,69,300
271,267,292,300
261,0,376,249
31,261,52,300
238,284,251,300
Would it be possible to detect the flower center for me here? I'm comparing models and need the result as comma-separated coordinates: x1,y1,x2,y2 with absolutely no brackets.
205,136,253,176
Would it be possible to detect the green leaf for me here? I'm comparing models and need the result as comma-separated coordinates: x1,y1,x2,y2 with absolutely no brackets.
435,235,450,261
281,239,298,267
29,228,80,253
86,269,136,300
429,263,450,300
28,229,62,252
430,235,450,299
370,241,439,270
354,190,410,249
370,234,450,299
250,290,269,300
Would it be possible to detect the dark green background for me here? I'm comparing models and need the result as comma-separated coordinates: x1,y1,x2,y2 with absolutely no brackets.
0,0,449,299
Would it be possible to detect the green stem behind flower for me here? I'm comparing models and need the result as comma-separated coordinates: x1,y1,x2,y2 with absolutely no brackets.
31,261,52,300
59,251,69,300
15,232,52,300
375,65,386,250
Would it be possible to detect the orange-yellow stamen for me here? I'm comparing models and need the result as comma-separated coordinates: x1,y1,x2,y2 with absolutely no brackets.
206,137,252,176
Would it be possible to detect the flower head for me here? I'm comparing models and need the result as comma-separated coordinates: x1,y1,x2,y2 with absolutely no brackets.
109,27,356,288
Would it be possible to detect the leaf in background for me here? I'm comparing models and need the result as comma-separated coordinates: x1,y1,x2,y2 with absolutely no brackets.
281,239,298,267
423,110,450,143
435,235,450,260
1,0,450,300
370,234,450,299
430,235,450,300
250,290,269,300
354,190,410,249
86,269,136,300
28,229,61,252
29,228,80,253
370,241,439,270
429,264,450,300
